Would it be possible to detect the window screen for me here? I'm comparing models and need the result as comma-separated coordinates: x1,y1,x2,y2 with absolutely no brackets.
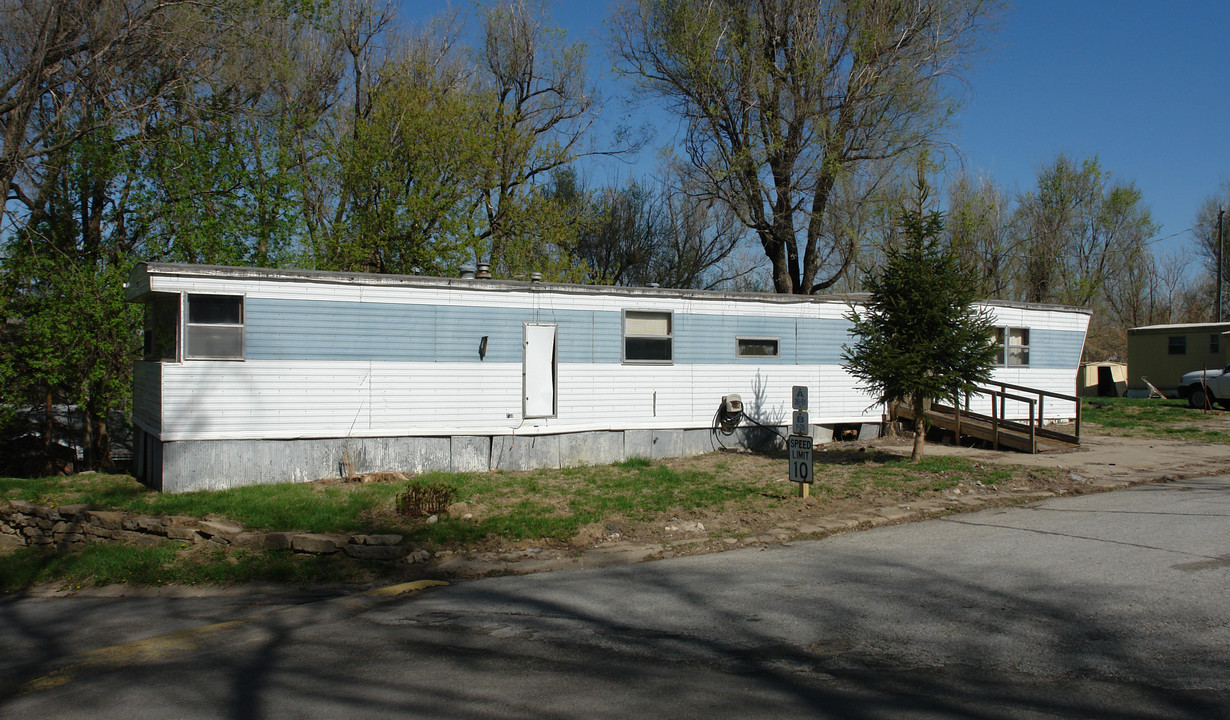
623,310,672,363
185,294,244,359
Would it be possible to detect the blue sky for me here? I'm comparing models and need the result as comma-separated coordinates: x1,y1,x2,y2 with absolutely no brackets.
407,1,1230,258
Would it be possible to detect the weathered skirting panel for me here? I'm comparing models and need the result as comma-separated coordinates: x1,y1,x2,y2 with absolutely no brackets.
138,425,868,493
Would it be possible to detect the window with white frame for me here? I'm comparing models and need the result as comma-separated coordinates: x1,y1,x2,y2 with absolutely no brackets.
736,337,779,358
993,327,1030,367
185,294,244,360
623,310,672,363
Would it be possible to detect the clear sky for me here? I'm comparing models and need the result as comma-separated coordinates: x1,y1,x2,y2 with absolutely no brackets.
407,1,1230,259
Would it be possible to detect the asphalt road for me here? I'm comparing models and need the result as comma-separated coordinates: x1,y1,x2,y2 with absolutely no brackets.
2,475,1228,719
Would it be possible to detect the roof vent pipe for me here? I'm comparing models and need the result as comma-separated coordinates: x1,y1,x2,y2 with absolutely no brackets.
476,262,492,279
459,263,476,279
529,272,543,283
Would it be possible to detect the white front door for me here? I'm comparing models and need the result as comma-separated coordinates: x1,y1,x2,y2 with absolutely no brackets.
523,323,557,418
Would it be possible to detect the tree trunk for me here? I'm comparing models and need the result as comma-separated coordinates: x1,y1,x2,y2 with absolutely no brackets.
911,395,926,463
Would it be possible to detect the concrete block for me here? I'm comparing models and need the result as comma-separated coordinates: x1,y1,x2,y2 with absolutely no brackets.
624,430,655,460
679,429,715,457
451,436,491,472
558,432,624,467
809,425,835,443
492,434,561,471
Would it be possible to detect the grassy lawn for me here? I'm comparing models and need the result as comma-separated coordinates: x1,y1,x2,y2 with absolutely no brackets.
1,448,1061,593
1081,396,1230,442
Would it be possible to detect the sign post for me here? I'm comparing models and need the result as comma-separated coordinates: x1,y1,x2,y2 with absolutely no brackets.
789,386,812,498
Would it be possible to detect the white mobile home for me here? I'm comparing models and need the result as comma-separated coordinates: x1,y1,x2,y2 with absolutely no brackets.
127,263,1090,492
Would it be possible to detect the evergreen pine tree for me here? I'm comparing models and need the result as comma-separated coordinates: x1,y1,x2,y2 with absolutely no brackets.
843,210,1000,462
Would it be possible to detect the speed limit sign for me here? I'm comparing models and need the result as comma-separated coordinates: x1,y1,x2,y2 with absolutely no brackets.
788,434,813,484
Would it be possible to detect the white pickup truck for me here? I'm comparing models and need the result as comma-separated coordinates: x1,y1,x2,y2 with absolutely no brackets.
1177,365,1230,409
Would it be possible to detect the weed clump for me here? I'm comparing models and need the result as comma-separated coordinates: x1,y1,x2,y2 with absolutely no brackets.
396,480,457,518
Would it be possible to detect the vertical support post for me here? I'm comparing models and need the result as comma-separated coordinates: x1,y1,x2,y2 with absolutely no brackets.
1029,400,1036,453
1039,395,1045,428
1074,397,1081,442
798,482,810,499
991,390,1000,450
953,391,962,447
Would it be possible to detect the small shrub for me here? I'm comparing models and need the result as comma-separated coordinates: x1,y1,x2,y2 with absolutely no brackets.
396,479,458,518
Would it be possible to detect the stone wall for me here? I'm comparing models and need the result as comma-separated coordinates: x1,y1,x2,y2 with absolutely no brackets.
0,500,427,562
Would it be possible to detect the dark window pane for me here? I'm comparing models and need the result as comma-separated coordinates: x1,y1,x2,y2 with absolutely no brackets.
737,338,779,357
1168,336,1186,355
143,295,179,361
625,337,671,361
188,294,242,324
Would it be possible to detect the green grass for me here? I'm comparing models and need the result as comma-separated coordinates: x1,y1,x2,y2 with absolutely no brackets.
1,452,1055,591
0,543,366,593
1081,397,1230,442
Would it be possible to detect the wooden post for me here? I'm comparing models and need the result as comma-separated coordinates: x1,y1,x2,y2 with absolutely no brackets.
953,391,962,447
798,482,810,499
992,390,1000,450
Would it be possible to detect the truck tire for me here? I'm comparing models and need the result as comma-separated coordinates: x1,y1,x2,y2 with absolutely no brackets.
1189,387,1209,409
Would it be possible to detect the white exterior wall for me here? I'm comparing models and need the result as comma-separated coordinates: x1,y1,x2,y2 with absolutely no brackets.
153,360,881,442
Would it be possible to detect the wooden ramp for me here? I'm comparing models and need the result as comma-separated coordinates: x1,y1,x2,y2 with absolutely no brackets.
892,381,1081,454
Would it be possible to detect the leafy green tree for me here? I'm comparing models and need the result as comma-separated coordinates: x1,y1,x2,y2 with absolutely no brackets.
322,57,484,275
843,210,998,462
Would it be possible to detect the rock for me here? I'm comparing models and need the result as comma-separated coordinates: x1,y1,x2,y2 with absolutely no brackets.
290,533,344,554
344,544,408,561
136,517,170,535
87,511,124,530
165,526,203,542
56,504,90,518
234,532,290,551
349,534,403,546
198,519,244,541
445,502,469,516
0,534,26,548
407,549,432,563
30,505,59,520
425,515,439,525
117,530,165,547
7,499,35,514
